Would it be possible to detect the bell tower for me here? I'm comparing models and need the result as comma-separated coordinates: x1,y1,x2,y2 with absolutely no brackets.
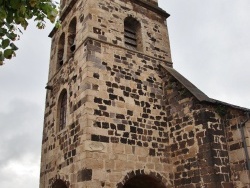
40,0,173,187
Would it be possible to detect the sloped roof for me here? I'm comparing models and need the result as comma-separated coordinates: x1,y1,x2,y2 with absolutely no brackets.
160,65,250,112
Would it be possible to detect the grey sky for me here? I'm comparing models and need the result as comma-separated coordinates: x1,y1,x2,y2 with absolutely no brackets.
160,1,250,109
0,1,249,187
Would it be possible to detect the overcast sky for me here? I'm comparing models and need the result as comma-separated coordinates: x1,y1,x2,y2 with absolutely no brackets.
0,1,249,187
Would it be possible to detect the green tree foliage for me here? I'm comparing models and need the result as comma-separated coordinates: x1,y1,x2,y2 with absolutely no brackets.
0,0,59,65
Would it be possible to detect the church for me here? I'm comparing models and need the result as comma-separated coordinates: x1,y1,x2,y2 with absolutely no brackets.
39,0,250,187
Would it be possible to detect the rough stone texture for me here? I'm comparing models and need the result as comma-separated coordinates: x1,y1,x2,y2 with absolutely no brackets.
40,0,250,188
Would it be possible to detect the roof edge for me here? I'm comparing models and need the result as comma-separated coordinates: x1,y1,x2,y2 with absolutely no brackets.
160,64,214,102
160,64,250,112
212,99,250,112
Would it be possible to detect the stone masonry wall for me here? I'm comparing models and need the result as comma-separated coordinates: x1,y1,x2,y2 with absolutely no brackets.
88,0,171,61
163,71,237,188
41,0,173,187
79,38,173,187
40,36,89,188
41,37,173,188
48,0,171,80
40,0,250,187
225,109,250,188
48,0,89,80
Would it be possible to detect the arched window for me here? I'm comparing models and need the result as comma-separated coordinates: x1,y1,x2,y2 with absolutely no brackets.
58,33,65,68
124,17,142,51
58,90,67,131
67,17,77,58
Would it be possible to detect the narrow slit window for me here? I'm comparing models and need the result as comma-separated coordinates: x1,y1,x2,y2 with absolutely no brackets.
58,91,67,131
58,33,65,68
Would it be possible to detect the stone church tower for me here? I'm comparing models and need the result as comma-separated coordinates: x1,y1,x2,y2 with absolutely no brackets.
40,0,250,187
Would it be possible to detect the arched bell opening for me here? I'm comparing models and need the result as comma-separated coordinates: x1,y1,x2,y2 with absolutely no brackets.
57,33,65,68
67,17,77,59
124,16,143,51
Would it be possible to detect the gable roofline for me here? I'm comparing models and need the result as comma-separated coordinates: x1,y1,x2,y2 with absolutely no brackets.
160,64,250,112
161,65,214,102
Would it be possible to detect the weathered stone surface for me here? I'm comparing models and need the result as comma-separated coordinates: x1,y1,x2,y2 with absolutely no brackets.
77,168,92,182
40,0,250,187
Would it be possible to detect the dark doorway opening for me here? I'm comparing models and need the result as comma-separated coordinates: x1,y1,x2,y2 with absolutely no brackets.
123,175,166,188
52,179,68,188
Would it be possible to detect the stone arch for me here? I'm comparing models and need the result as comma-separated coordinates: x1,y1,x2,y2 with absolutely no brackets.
117,170,167,188
52,179,68,188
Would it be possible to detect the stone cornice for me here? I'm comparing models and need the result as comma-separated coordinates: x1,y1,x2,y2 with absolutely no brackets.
48,36,172,83
132,0,170,18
